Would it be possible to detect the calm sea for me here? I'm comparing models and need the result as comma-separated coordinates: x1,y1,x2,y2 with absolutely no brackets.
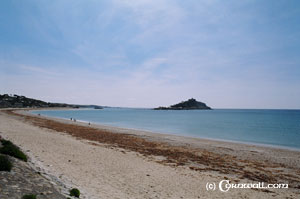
31,108,300,150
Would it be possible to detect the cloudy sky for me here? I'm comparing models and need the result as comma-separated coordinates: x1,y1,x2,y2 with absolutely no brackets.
1,0,300,108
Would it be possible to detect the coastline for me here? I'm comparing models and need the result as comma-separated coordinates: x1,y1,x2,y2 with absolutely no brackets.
1,108,299,198
48,117,300,152
27,109,300,157
27,109,300,169
30,108,300,151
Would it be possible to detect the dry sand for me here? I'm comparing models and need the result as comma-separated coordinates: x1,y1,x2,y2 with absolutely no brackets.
0,109,299,198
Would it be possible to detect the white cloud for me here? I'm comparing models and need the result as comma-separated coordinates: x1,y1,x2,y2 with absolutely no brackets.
112,0,186,44
19,65,61,76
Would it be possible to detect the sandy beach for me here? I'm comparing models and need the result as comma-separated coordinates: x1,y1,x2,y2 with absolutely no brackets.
0,109,299,198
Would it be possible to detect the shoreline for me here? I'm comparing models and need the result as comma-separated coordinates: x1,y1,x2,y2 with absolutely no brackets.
30,108,300,152
15,109,300,169
10,108,300,170
1,108,300,198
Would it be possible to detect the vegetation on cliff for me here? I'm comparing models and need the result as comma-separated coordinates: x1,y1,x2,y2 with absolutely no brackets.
0,94,103,109
0,155,12,171
0,94,70,108
0,139,28,162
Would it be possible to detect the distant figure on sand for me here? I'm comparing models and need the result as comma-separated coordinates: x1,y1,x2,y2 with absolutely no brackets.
70,118,72,121
88,122,90,125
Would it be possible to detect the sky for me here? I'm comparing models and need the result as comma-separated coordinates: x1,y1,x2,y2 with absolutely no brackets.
1,0,300,109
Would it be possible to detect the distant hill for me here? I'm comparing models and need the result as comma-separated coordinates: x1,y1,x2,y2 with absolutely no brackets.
154,98,212,110
0,94,103,109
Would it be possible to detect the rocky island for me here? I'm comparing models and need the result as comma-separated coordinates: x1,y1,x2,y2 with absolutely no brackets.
154,98,212,110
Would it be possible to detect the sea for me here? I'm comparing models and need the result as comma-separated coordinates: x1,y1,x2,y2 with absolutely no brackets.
31,108,300,150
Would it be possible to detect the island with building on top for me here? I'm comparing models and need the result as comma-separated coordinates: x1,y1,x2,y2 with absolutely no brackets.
154,98,212,110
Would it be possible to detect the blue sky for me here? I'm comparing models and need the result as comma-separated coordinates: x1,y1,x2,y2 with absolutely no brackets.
1,0,300,108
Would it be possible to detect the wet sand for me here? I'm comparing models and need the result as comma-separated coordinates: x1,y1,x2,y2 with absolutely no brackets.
0,109,299,198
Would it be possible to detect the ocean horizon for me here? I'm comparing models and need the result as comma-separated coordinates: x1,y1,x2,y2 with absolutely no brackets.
31,108,300,150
